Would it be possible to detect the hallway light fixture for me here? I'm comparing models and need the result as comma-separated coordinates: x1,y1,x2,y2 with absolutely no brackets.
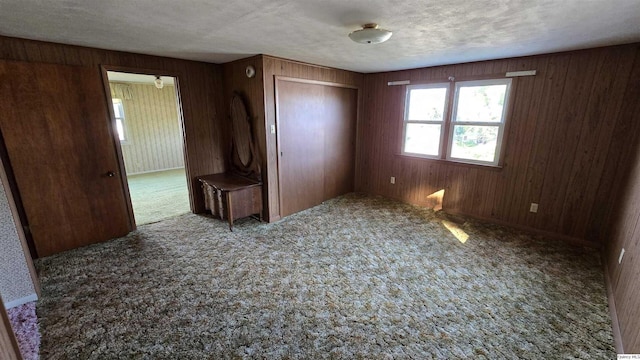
154,76,164,89
348,23,392,44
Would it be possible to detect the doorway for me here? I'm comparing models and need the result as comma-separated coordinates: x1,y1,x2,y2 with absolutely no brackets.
106,71,190,225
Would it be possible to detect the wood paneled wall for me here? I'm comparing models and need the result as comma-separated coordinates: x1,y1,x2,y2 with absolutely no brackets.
357,43,640,244
0,36,226,213
111,83,185,174
223,55,363,221
602,46,640,353
222,56,267,215
605,146,640,353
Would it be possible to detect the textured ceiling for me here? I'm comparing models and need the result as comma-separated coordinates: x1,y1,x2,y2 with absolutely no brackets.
0,0,639,73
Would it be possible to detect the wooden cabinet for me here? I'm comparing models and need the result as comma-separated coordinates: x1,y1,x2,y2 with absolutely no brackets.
199,173,262,230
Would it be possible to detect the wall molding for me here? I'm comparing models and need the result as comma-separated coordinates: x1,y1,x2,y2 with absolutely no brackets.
3,293,37,310
127,166,185,176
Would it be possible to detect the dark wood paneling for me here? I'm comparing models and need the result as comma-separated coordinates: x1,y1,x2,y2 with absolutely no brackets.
0,36,225,215
323,84,358,200
592,45,640,242
602,45,640,354
605,146,640,353
222,56,267,215
534,51,599,233
356,43,640,244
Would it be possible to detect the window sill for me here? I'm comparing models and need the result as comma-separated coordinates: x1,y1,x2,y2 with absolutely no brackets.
395,154,503,171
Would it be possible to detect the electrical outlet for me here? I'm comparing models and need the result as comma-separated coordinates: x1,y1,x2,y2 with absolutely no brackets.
390,176,396,184
529,203,538,213
619,248,625,264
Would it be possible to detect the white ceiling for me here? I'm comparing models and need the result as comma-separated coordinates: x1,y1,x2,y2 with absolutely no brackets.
1,0,639,73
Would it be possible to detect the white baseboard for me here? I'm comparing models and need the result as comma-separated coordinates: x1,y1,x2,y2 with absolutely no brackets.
127,166,184,176
4,293,37,309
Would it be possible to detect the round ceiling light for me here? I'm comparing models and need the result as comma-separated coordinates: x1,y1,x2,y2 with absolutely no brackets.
348,23,392,44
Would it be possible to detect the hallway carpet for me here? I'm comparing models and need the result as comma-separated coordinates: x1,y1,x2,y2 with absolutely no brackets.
127,168,190,225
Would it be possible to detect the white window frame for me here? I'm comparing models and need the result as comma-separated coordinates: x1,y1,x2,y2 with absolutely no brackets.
401,78,512,167
446,78,512,166
112,99,128,143
401,82,450,159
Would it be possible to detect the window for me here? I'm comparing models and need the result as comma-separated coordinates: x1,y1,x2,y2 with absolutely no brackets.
402,78,512,166
402,83,449,157
112,99,126,142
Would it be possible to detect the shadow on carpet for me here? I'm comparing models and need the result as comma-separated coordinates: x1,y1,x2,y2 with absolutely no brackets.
35,194,614,359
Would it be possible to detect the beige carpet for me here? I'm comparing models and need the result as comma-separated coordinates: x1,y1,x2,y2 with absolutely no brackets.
35,194,614,359
126,168,190,225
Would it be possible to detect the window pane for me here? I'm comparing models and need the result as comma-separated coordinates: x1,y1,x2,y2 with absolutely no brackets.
116,119,125,141
404,123,441,156
450,125,499,162
407,88,447,121
112,102,122,118
455,84,507,123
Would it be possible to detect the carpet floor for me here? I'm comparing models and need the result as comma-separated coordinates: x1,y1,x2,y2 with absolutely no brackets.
35,194,614,359
127,168,190,225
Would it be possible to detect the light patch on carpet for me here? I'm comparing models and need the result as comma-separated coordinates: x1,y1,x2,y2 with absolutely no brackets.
442,220,469,244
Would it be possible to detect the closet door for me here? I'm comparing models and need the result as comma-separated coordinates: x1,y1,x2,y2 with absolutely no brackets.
323,86,357,200
0,60,131,257
276,79,325,217
276,78,357,218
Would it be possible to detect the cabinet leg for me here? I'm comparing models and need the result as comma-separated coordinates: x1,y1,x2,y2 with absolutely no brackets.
225,192,233,231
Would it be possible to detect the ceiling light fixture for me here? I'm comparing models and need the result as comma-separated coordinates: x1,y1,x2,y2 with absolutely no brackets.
348,23,392,44
154,76,164,89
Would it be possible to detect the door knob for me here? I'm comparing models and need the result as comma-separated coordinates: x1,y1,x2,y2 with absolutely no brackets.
105,171,116,177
